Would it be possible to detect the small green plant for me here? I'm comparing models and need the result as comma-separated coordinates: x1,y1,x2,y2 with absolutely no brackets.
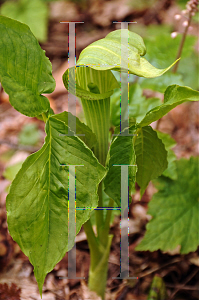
0,15,199,300
147,275,168,300
0,0,49,42
18,123,41,146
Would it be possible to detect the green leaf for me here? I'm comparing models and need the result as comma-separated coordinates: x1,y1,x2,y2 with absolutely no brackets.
0,0,49,42
156,131,177,180
144,28,196,68
113,118,137,137
77,29,178,78
138,85,199,127
156,131,176,149
3,161,24,181
132,24,198,89
140,72,184,93
111,83,162,126
135,126,168,197
136,156,199,254
104,126,137,206
63,65,119,100
19,123,41,146
52,111,97,150
6,111,105,295
0,16,55,117
178,54,199,90
128,84,162,123
162,150,177,180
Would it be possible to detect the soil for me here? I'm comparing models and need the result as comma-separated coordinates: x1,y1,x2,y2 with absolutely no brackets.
0,0,199,299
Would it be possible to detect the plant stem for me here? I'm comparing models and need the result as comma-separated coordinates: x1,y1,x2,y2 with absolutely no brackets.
42,112,47,123
88,234,113,300
81,97,112,299
83,219,102,266
96,181,104,239
172,11,192,73
103,198,115,239
81,97,110,239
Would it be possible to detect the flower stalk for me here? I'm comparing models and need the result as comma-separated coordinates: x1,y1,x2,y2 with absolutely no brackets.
172,0,198,73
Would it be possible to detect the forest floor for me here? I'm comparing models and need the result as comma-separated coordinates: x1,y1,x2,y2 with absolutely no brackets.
0,0,199,299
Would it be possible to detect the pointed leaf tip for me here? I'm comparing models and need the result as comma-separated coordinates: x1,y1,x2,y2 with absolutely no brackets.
76,29,179,78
